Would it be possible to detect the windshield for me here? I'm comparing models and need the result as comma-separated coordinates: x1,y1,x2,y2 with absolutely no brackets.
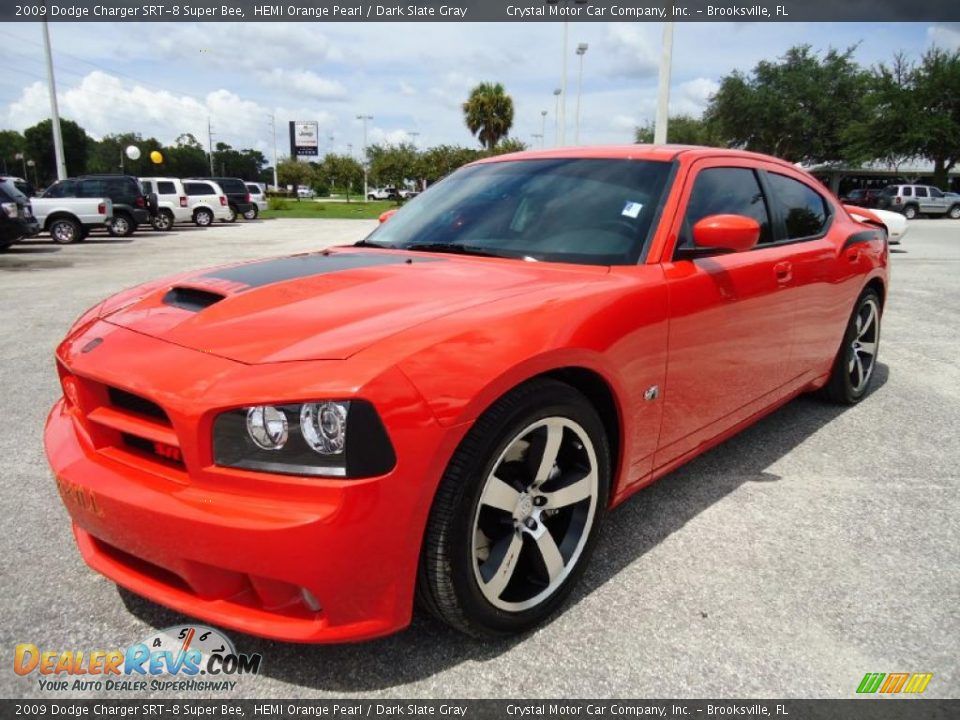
364,158,673,265
0,179,28,202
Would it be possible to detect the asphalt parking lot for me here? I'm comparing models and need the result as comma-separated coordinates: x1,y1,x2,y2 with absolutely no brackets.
1,218,957,699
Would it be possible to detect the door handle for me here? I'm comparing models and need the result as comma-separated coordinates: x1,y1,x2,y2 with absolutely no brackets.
847,248,861,262
774,261,792,283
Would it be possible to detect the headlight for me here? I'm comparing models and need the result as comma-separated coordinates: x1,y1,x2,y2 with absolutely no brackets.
213,400,395,478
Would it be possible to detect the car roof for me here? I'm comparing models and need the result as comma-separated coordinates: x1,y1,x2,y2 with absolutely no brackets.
471,144,802,171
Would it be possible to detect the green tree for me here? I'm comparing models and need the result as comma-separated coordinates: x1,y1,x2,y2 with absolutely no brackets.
634,115,726,146
704,45,871,164
277,158,312,199
23,118,90,182
462,82,515,150
491,137,528,155
163,133,211,177
320,154,364,201
367,142,419,195
0,129,25,175
849,48,960,188
212,142,266,180
415,145,484,187
87,132,164,175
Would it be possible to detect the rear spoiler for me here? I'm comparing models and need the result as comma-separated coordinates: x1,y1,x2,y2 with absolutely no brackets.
843,204,886,231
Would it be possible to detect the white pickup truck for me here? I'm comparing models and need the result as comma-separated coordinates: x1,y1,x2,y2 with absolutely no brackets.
30,197,114,244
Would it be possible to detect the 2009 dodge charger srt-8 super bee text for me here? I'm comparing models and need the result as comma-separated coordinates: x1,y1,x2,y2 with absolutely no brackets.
45,146,888,642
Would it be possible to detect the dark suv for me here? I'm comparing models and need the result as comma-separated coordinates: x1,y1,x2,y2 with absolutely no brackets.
188,177,254,223
0,177,40,250
43,175,153,236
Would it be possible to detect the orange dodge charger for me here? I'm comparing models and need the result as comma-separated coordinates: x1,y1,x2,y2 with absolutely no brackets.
46,146,888,642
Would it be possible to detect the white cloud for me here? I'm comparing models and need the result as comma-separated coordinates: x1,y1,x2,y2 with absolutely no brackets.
256,69,347,101
604,24,660,79
928,23,960,51
671,77,721,116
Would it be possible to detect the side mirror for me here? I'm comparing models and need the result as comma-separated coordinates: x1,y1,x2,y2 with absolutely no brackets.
378,209,397,224
692,214,760,253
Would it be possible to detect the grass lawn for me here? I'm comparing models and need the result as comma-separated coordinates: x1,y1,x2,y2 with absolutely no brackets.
260,200,396,220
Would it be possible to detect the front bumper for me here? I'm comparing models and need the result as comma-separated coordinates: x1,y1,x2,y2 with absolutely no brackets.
45,321,457,642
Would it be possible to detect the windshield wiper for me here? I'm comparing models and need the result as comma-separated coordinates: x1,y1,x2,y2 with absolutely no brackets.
354,239,390,248
404,242,504,258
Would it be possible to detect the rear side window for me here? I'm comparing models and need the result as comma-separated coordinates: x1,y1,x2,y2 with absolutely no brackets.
77,180,104,198
184,182,214,196
246,184,260,194
43,180,76,198
680,167,772,249
217,179,246,194
766,173,830,240
157,181,177,195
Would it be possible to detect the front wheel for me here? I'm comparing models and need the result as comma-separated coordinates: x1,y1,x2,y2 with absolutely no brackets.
107,214,135,237
151,210,174,231
243,206,259,220
418,378,610,638
222,205,237,223
823,289,881,404
948,205,960,220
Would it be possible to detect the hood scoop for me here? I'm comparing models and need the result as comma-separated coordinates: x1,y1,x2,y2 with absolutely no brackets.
162,286,226,312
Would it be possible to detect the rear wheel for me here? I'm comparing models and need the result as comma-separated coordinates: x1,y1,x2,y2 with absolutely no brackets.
902,204,918,220
418,378,610,638
222,205,237,223
194,208,213,227
49,217,80,244
243,205,259,220
823,289,881,404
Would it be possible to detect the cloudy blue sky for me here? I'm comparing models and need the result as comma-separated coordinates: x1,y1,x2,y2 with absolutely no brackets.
0,21,957,159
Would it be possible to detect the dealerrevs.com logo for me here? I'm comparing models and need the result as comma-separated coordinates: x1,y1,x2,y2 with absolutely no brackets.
14,625,262,693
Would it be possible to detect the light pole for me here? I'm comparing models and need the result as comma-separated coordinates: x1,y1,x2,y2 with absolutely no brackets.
575,43,589,146
540,110,547,145
409,131,420,148
269,114,278,190
654,21,675,145
559,21,569,146
532,133,543,148
552,89,561,146
27,159,38,186
41,17,66,180
356,114,372,201
207,118,216,175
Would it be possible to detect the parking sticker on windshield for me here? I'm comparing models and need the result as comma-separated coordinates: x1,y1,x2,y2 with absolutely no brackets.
621,201,643,219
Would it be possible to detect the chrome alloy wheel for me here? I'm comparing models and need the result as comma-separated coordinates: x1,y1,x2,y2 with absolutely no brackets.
471,417,599,612
849,297,879,393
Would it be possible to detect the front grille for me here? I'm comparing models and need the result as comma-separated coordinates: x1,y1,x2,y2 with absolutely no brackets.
107,386,170,423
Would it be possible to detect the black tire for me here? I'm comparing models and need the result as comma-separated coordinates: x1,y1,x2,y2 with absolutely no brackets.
222,205,237,223
151,209,174,231
823,289,882,405
107,213,135,237
948,204,960,220
902,204,918,220
243,205,259,220
194,208,214,227
368,194,376,201
49,217,81,244
418,378,610,638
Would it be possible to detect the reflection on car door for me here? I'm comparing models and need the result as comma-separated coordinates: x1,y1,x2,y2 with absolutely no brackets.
655,161,797,469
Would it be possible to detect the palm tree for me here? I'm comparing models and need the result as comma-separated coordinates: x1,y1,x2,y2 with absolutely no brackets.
462,82,515,150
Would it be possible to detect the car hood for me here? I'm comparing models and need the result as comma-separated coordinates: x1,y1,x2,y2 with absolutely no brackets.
103,249,564,364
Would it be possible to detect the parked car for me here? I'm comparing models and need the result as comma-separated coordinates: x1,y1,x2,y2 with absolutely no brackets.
182,180,232,227
45,146,888,642
845,205,909,245
42,175,152,236
876,184,960,219
188,177,254,222
29,193,113,244
139,177,193,231
296,185,316,199
245,183,267,219
839,188,882,208
0,177,39,250
2,176,37,198
367,187,396,201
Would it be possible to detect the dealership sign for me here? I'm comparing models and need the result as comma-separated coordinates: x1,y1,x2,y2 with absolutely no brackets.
289,121,319,157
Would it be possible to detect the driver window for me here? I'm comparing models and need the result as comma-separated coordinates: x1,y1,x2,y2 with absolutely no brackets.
677,167,772,253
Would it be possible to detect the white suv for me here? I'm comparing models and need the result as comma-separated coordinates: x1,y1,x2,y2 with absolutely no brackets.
182,180,232,226
139,177,192,230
